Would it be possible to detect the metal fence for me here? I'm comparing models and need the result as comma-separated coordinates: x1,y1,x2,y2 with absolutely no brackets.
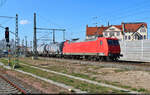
119,40,150,62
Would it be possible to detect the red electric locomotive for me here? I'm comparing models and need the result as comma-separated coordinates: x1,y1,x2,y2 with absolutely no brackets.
63,37,122,61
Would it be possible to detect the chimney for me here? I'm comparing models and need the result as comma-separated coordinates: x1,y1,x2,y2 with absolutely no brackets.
86,25,88,36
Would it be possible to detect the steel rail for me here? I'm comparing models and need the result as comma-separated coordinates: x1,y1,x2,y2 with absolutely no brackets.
0,75,27,94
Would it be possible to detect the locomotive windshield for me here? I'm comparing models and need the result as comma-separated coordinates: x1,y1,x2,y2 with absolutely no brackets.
107,39,119,46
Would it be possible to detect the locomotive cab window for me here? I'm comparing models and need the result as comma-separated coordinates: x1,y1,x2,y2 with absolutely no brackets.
113,40,119,45
100,40,103,45
107,39,113,45
107,39,119,46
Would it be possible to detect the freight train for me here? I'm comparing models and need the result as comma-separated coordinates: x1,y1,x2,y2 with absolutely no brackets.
35,37,122,61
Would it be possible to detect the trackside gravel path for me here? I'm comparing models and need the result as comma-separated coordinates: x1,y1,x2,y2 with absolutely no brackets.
20,62,138,94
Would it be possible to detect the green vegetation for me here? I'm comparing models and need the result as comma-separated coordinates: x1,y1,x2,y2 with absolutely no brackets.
114,69,126,72
1,58,150,93
104,81,131,89
131,88,149,93
71,73,89,79
0,58,123,93
0,58,9,65
91,76,97,81
0,58,20,68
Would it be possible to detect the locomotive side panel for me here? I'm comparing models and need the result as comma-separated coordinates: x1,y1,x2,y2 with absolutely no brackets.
63,37,108,56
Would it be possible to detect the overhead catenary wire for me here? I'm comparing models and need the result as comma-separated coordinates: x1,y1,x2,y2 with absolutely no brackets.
0,18,14,25
0,25,15,35
90,0,150,25
37,14,74,41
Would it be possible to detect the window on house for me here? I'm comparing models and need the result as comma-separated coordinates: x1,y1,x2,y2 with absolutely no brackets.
144,35,146,39
134,35,137,39
140,28,146,32
128,36,131,40
117,32,120,36
112,32,114,36
109,28,115,30
141,36,143,39
140,26,146,32
125,36,127,40
105,32,108,36
110,32,114,36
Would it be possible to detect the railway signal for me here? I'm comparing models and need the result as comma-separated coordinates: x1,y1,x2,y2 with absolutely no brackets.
5,27,11,66
5,27,9,43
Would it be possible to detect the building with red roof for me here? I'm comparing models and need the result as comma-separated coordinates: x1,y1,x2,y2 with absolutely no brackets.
86,25,108,39
86,22,148,41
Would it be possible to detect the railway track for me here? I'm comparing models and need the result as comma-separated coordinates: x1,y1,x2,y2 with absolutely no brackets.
39,56,149,66
38,57,150,71
0,75,27,94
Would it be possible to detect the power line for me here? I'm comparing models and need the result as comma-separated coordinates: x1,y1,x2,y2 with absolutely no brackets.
0,16,15,19
0,18,14,25
37,14,65,29
90,0,150,24
109,9,150,22
105,0,150,18
0,24,15,35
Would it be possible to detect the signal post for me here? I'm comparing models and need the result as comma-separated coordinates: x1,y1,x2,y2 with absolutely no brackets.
5,27,11,66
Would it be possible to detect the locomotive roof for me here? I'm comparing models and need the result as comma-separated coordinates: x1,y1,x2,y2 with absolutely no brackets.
67,37,118,43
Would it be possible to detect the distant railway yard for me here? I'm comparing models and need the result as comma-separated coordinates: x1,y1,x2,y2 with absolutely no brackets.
0,57,150,94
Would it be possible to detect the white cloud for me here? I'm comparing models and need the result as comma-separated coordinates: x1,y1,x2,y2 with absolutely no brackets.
19,20,30,25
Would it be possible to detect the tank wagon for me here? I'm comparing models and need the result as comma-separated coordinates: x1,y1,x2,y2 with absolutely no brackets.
37,44,48,56
36,37,122,61
46,42,64,57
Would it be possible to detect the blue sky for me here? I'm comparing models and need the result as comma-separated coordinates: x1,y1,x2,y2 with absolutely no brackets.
0,0,150,45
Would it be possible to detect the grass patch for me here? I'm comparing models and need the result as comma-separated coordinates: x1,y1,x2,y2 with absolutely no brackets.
0,58,9,65
104,81,131,89
91,77,97,81
114,69,126,73
71,73,89,79
18,65,122,93
137,88,147,92
13,58,149,93
2,57,150,93
0,58,20,68
131,88,149,93
0,59,123,93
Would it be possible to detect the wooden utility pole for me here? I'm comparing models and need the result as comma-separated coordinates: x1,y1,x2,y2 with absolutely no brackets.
33,13,38,59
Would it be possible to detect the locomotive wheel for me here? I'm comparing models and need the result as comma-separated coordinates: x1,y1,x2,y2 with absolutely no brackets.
112,57,119,62
105,56,112,62
99,57,104,62
93,57,97,61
